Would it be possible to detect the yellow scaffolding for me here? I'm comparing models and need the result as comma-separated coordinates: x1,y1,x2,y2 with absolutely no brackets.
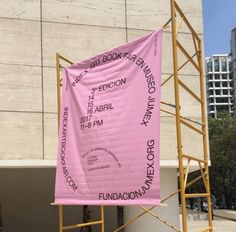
170,0,213,231
54,1,213,231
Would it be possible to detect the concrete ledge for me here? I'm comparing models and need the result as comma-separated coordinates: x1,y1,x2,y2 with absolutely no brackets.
0,159,56,168
0,159,210,169
214,210,236,221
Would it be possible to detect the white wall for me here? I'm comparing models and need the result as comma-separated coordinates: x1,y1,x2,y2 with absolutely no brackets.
124,168,179,232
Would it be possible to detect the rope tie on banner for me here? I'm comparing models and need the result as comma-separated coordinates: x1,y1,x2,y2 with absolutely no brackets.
161,101,176,108
182,118,203,126
162,18,172,30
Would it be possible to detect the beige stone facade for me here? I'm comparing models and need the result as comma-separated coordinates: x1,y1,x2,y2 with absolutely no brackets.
0,1,206,232
0,0,204,163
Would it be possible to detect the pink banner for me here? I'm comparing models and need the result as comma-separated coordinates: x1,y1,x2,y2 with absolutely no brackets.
54,30,162,205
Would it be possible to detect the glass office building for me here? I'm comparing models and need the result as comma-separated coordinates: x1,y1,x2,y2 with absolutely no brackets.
231,27,236,114
205,54,233,118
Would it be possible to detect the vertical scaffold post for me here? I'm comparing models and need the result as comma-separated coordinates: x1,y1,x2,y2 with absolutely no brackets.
56,52,64,232
198,39,213,231
170,0,187,231
59,205,63,232
101,206,105,232
56,52,61,129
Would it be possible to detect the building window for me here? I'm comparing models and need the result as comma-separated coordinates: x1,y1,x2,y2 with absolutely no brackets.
220,57,227,71
207,61,212,72
229,61,233,71
217,105,229,113
215,82,220,88
209,98,214,103
209,106,214,112
215,90,220,95
222,90,228,95
222,74,227,80
216,98,228,103
222,82,228,88
207,74,213,80
214,74,220,80
214,57,219,72
208,82,213,88
209,90,214,95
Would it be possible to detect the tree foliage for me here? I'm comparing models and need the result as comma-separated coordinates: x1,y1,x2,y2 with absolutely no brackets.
208,113,236,209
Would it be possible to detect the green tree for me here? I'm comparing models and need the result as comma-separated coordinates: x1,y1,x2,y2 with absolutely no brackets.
208,113,236,209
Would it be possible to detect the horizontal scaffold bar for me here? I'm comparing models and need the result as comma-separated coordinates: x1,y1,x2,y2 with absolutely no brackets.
182,154,207,164
185,193,210,198
200,226,213,232
58,54,74,65
63,220,103,230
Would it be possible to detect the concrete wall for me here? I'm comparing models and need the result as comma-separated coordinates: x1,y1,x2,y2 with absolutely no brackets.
0,168,177,232
0,1,205,232
124,168,179,232
0,168,118,232
0,0,204,162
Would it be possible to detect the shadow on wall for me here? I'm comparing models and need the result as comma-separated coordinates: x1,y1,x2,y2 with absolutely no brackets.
0,168,118,232
0,168,58,232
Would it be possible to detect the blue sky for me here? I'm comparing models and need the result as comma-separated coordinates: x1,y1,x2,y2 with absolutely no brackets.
202,0,236,57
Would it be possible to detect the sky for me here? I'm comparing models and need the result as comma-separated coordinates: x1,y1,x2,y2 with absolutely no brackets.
202,0,236,57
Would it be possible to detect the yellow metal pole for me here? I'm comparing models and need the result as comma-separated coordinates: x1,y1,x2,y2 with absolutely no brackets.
170,0,187,231
198,161,208,189
161,173,207,203
178,79,202,103
185,193,210,198
183,159,191,189
56,53,61,130
139,206,180,232
101,206,105,232
176,40,200,72
113,172,208,232
176,17,184,35
198,39,213,231
58,54,74,65
180,118,203,135
63,221,103,230
200,227,212,232
59,205,63,232
57,53,63,232
161,53,197,87
182,154,207,164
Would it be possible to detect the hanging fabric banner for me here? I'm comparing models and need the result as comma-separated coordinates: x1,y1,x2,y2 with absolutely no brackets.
54,30,163,205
